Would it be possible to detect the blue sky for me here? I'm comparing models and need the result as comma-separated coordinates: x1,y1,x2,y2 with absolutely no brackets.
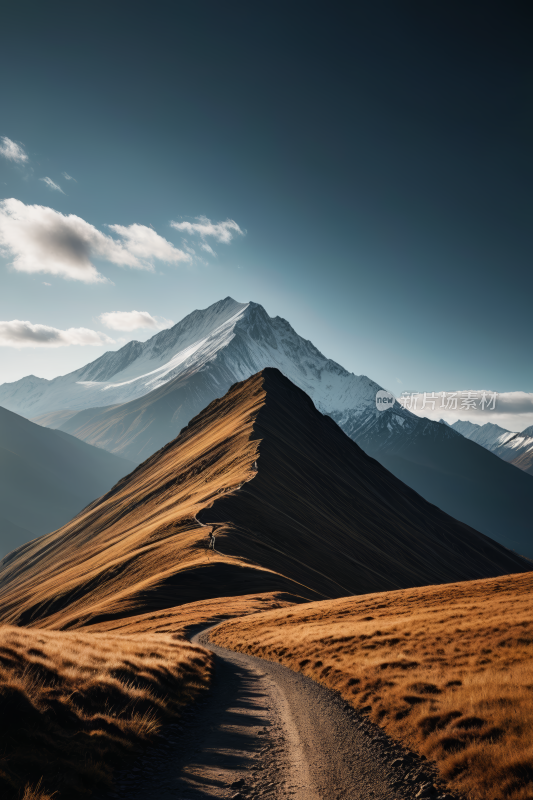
1,2,531,397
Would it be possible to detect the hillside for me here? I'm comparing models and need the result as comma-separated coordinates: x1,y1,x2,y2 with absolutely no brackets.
211,570,533,800
0,625,211,800
21,297,533,558
348,411,533,558
450,419,533,477
0,406,135,557
0,369,528,630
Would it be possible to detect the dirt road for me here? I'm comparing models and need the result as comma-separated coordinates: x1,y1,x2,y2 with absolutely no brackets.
100,625,451,800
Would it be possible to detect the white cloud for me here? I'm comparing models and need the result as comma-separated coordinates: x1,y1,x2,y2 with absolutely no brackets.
201,242,216,256
0,320,115,348
107,223,189,266
43,282,51,286
99,310,174,332
62,172,77,182
409,390,533,433
40,177,65,194
170,215,244,244
0,199,191,283
0,137,28,164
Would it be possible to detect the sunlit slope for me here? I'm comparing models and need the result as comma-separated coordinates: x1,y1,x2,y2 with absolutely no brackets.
0,373,292,629
0,369,528,630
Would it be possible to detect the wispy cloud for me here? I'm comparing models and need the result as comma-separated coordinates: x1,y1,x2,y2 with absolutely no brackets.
99,310,174,332
201,242,216,256
0,137,28,164
170,215,244,245
0,320,115,348
107,223,190,266
410,390,533,433
0,199,191,283
40,177,65,194
62,172,77,182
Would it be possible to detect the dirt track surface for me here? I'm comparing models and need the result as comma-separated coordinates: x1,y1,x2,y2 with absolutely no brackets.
98,626,452,800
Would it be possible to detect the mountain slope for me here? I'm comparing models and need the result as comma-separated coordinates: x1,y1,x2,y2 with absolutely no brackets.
343,409,533,557
0,369,528,630
0,406,135,557
450,419,533,477
28,298,384,463
0,298,251,418
20,297,533,556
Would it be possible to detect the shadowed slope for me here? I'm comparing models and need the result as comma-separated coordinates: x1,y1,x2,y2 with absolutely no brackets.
0,625,211,800
0,406,135,556
0,370,529,630
32,367,232,464
199,370,530,596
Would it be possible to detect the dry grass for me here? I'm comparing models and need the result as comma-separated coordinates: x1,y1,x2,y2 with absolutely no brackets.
2,369,525,633
0,625,211,800
0,377,266,629
212,571,533,800
86,592,299,635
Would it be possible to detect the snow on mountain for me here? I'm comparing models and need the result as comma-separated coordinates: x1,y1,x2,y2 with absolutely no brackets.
3,296,532,555
0,298,249,417
450,419,533,477
490,431,533,476
449,419,482,439
451,420,517,450
0,297,408,433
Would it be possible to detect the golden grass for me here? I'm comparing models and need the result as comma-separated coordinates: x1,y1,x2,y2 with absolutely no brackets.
3,369,525,633
0,625,211,799
86,592,298,635
212,571,533,800
0,377,266,629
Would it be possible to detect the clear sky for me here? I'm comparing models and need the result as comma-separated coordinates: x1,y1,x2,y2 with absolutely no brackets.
1,2,531,399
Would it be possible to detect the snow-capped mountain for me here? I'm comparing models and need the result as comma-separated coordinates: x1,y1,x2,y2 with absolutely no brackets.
450,419,533,477
450,420,516,450
0,297,406,430
2,297,532,556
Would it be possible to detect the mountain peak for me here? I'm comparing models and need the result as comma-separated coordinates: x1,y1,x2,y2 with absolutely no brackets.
1,369,527,630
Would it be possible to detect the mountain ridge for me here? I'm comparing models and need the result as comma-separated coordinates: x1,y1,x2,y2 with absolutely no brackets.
1,369,528,631
3,297,533,556
450,419,533,477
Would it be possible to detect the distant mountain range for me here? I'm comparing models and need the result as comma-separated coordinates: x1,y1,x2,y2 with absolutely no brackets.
0,407,134,558
1,297,532,557
448,419,533,476
0,370,528,629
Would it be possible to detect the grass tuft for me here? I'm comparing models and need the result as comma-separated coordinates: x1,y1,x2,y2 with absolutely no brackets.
0,625,211,800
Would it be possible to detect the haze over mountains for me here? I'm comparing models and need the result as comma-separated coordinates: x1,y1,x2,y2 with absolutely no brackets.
1,297,532,556
0,407,134,558
0,370,528,631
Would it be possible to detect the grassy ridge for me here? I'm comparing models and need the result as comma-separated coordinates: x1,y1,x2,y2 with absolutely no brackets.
0,625,211,799
212,571,533,800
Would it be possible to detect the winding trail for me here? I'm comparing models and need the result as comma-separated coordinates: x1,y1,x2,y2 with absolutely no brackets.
100,624,448,800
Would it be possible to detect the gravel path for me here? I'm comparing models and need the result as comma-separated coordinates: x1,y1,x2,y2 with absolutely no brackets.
98,625,456,800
